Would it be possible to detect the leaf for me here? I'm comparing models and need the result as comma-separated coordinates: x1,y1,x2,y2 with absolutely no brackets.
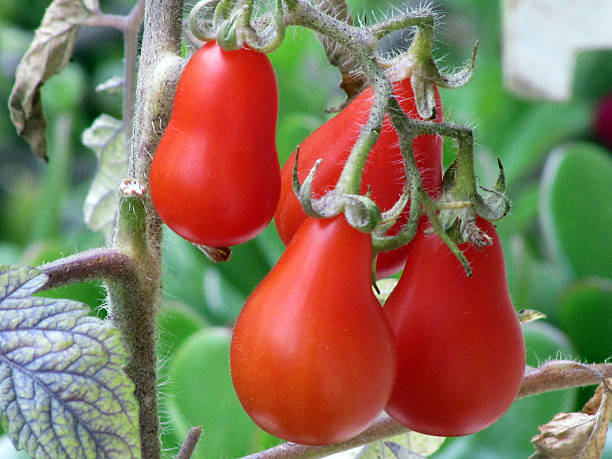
341,432,444,459
8,0,94,160
384,441,427,459
315,0,367,107
531,380,612,458
558,279,612,364
518,309,547,325
82,114,127,237
165,328,278,458
540,142,612,281
0,266,140,459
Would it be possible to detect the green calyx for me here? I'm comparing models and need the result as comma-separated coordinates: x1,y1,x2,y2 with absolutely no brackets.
188,0,285,53
438,157,511,248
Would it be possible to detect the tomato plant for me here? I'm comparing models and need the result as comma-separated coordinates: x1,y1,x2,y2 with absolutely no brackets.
383,218,526,437
149,41,281,247
274,79,443,278
230,215,397,445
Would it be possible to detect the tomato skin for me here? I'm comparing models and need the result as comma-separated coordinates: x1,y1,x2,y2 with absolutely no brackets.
274,80,443,278
383,218,526,437
230,216,397,445
149,41,280,247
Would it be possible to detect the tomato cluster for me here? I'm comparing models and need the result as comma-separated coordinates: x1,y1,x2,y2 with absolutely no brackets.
151,41,525,446
274,79,444,279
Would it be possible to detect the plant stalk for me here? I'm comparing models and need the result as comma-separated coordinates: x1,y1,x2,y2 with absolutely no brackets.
106,0,184,457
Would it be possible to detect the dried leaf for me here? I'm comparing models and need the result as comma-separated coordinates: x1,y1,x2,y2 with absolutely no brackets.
518,308,547,324
315,0,367,108
82,114,127,237
531,379,612,458
0,265,141,458
346,432,444,459
385,442,427,459
8,0,94,160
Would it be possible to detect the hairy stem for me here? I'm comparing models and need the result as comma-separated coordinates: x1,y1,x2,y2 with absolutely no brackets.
106,0,183,456
38,247,138,290
176,426,204,459
240,362,612,459
122,1,145,152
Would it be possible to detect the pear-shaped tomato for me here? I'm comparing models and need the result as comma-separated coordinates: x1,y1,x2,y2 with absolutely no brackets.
274,80,443,278
150,41,280,247
230,215,397,445
383,218,525,437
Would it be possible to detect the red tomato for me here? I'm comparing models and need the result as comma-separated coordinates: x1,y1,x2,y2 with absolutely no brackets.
149,41,280,247
274,80,443,278
230,216,397,445
383,218,525,437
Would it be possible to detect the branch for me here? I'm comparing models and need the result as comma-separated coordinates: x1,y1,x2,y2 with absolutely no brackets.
176,426,204,459
38,247,138,290
241,415,407,459
110,0,184,456
519,360,612,398
239,361,612,459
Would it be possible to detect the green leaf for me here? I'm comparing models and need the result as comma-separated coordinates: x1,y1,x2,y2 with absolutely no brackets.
502,235,569,323
166,328,279,458
540,142,612,280
501,103,591,182
0,266,140,459
157,302,207,454
82,114,127,237
558,279,612,363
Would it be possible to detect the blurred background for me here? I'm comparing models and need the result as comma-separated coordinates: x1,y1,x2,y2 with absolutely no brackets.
0,0,611,457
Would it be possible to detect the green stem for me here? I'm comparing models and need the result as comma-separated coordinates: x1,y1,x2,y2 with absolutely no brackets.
334,78,390,195
369,9,434,41
122,0,145,155
111,0,183,456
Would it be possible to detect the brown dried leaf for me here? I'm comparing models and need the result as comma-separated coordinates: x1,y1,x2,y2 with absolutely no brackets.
8,0,93,160
315,0,367,109
518,308,547,324
531,379,612,458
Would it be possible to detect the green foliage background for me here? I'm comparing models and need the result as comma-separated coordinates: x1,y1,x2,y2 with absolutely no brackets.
0,0,611,457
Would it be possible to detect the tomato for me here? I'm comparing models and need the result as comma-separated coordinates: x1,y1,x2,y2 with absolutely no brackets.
150,41,280,247
383,218,525,437
230,215,397,445
274,79,443,278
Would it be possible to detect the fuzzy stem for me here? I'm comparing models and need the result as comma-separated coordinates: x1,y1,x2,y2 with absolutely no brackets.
176,426,204,459
38,247,138,290
369,9,434,41
284,0,376,52
240,362,612,459
122,1,145,152
108,0,183,456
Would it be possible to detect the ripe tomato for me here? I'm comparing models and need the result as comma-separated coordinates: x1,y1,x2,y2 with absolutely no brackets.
230,215,397,445
149,41,280,247
274,80,443,278
383,218,525,437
